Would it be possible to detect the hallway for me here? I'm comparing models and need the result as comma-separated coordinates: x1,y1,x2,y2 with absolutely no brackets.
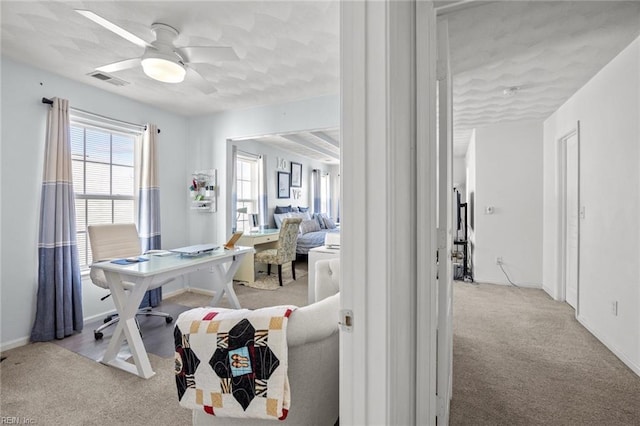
450,282,640,425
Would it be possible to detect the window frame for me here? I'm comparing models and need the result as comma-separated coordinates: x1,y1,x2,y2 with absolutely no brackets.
70,119,140,270
236,154,260,233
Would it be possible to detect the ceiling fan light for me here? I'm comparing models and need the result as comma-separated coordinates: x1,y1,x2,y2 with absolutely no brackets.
141,57,186,83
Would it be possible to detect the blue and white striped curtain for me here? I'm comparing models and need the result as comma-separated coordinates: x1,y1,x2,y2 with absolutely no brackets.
31,97,84,341
136,124,162,307
230,145,238,232
258,155,268,229
312,169,321,213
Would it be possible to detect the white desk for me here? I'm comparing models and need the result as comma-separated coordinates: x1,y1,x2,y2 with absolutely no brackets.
90,246,252,379
233,229,281,284
308,245,340,304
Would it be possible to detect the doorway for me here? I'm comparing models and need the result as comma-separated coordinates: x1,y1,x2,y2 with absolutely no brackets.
559,126,580,310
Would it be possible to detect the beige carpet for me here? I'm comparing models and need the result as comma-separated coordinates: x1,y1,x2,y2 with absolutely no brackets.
4,272,639,425
0,265,308,425
450,281,640,425
238,262,308,290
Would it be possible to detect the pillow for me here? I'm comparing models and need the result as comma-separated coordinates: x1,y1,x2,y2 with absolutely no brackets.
314,213,326,229
274,205,293,214
323,216,337,229
298,206,309,212
274,211,310,228
299,219,321,234
274,213,289,229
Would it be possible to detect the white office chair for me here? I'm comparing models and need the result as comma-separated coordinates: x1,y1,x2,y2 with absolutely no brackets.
88,223,173,340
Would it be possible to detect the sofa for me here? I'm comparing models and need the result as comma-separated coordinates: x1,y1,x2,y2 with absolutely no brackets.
191,259,341,425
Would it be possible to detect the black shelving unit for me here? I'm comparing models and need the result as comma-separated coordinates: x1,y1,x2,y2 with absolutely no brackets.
454,190,472,281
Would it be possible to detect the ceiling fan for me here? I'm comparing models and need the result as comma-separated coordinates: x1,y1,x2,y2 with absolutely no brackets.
76,10,239,94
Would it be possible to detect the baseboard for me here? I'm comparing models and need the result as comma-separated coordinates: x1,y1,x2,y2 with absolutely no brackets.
542,284,557,300
577,314,640,377
2,288,193,353
163,287,188,299
185,287,216,297
1,336,31,352
477,280,542,289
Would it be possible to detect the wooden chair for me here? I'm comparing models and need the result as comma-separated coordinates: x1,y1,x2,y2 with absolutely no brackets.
254,218,302,286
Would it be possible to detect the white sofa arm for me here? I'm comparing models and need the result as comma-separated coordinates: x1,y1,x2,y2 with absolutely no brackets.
315,258,340,302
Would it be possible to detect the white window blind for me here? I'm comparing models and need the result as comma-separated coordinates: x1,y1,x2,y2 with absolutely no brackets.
236,154,259,233
71,123,138,268
320,172,331,215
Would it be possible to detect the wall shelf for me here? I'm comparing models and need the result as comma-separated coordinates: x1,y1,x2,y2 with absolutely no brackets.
190,169,217,213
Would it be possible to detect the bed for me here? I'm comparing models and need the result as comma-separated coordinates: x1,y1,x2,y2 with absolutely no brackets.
273,209,340,255
296,228,340,255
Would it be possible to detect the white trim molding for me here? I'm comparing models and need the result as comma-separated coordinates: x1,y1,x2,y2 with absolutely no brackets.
341,1,438,424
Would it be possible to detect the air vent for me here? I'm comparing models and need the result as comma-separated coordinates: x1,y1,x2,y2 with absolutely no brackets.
87,71,129,87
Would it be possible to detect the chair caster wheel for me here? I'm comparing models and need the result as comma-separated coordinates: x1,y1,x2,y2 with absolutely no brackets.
94,331,103,340
103,316,112,323
166,316,173,324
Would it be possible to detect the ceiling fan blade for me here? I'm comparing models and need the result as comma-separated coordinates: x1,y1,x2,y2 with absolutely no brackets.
75,9,151,48
177,46,239,64
186,67,218,95
96,58,141,73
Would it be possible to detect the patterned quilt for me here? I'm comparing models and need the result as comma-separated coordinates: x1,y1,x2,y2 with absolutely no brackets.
174,305,296,420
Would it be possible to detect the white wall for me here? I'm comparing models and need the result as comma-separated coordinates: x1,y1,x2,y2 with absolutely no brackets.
453,156,466,190
185,95,339,243
0,57,189,349
184,95,339,289
228,138,336,228
465,130,477,275
543,36,640,374
472,121,543,287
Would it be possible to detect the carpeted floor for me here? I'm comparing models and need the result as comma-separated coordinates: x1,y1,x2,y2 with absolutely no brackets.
3,272,639,425
450,281,640,425
0,264,309,425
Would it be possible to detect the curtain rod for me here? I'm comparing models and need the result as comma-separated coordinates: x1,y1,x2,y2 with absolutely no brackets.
41,97,160,134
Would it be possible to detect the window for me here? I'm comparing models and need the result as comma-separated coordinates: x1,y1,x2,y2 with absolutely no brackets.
320,172,331,215
71,123,138,269
236,155,259,233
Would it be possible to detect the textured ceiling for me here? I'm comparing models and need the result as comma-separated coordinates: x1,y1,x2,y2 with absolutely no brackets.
234,128,340,165
2,1,639,162
446,1,640,156
0,1,339,116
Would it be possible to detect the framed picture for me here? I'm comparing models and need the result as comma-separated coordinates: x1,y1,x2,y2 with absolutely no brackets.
277,171,290,199
290,162,302,187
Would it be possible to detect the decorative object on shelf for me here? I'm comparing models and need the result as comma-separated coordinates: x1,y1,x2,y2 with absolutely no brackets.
277,171,290,199
290,162,302,187
190,169,217,212
276,157,288,170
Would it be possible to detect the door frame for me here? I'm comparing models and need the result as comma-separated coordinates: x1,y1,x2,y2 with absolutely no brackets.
340,1,439,424
556,122,581,315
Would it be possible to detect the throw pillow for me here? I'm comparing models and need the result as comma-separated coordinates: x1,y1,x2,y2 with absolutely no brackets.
274,205,293,214
323,216,337,229
299,219,321,234
274,213,290,228
298,206,309,212
314,213,326,229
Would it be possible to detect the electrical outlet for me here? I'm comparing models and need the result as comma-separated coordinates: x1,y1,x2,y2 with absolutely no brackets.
611,301,618,316
496,257,503,265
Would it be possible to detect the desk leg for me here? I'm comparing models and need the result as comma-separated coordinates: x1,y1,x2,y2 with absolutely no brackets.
209,253,248,309
102,272,155,379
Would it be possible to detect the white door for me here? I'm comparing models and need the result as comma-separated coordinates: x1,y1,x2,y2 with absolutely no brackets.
436,18,453,424
564,134,579,309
